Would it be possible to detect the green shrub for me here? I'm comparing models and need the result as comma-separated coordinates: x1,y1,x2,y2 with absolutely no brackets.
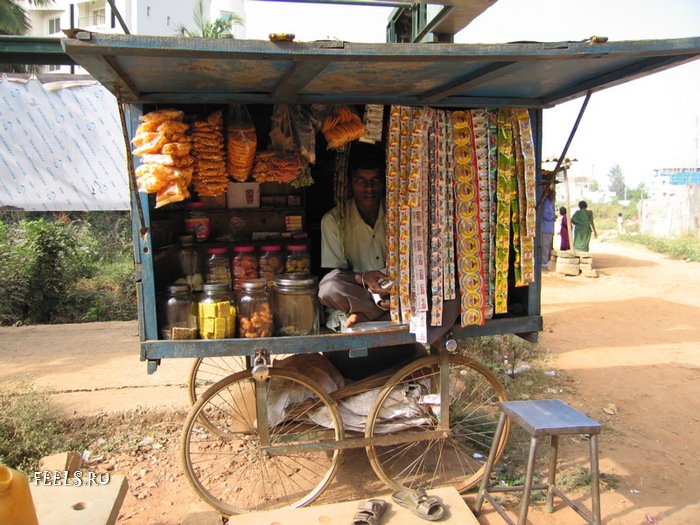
0,378,94,474
0,213,137,325
0,218,98,324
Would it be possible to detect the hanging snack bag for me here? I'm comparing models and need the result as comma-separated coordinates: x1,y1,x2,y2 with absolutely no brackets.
226,104,257,182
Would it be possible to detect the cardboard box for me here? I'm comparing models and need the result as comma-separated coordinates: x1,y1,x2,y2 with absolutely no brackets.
227,182,260,208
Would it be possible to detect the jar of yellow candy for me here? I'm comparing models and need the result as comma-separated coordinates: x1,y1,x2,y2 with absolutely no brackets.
198,283,236,339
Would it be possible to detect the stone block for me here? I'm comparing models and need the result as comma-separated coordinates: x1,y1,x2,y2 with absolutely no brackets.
582,269,598,278
38,451,83,475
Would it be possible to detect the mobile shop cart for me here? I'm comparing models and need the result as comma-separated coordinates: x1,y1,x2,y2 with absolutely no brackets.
62,33,700,515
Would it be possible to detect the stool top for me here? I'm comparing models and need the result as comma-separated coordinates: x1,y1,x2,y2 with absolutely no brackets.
500,399,602,436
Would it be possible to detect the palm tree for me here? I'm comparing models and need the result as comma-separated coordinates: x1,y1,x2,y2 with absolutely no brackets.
1,0,55,72
173,0,242,39
0,0,54,35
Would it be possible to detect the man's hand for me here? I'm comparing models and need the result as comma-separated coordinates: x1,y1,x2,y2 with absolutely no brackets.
358,270,393,295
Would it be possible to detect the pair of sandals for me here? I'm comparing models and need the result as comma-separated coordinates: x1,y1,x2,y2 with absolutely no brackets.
351,488,446,524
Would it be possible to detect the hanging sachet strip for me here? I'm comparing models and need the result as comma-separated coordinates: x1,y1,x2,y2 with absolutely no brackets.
452,110,485,326
510,112,524,287
386,106,401,323
516,109,536,284
398,106,413,323
443,113,457,302
472,109,490,320
429,110,444,326
495,108,514,314
409,107,429,342
485,110,499,319
512,111,535,284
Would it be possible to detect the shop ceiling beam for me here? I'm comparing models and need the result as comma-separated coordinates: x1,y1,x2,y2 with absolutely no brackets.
271,59,332,101
419,61,525,104
0,36,75,66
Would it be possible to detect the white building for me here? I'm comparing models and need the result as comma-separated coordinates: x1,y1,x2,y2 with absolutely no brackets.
22,0,245,73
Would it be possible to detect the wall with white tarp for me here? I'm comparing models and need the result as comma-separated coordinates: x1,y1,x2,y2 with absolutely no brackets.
0,74,129,211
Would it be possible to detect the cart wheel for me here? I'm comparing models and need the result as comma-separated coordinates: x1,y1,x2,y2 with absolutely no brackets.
365,353,508,493
181,368,344,514
188,356,248,405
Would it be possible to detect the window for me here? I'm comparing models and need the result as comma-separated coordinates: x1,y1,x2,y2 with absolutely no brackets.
220,11,234,22
92,8,105,26
48,17,61,35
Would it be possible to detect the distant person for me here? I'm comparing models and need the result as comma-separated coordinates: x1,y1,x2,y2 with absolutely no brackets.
617,212,624,233
540,188,556,269
571,200,598,252
559,206,570,251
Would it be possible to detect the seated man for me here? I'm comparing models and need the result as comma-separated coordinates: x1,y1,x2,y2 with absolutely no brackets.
318,142,460,348
318,143,390,330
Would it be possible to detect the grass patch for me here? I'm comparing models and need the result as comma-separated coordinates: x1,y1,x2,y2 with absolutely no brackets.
557,464,620,493
0,378,97,474
618,233,700,262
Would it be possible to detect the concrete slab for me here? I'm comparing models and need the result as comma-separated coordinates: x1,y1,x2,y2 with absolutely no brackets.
30,474,127,525
221,487,478,525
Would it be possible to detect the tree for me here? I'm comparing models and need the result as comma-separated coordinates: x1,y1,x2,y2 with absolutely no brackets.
173,0,241,39
608,164,626,198
0,0,54,35
0,0,55,72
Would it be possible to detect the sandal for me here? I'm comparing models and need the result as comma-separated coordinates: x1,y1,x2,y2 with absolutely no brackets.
391,488,445,521
352,498,388,525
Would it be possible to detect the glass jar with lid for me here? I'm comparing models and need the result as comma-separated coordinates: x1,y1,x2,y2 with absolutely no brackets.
285,244,311,274
258,245,284,285
205,247,231,288
177,234,203,292
184,201,210,242
160,284,198,340
273,273,319,336
232,245,259,291
237,279,273,338
198,283,236,339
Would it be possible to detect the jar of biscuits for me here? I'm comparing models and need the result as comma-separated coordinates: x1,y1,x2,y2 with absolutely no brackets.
258,245,284,285
237,279,273,338
232,245,259,291
285,244,310,274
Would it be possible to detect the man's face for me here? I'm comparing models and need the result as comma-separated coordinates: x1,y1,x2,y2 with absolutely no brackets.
351,168,384,210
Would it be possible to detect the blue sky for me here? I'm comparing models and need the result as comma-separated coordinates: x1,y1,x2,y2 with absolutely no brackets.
243,0,700,187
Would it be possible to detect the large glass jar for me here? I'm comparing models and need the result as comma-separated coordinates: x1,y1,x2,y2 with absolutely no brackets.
285,244,311,274
205,246,231,288
177,234,203,292
184,201,210,242
232,245,259,291
237,279,273,338
161,284,198,340
198,283,236,339
273,274,319,336
258,245,284,285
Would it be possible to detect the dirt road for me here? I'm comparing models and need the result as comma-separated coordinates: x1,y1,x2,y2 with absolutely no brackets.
1,236,699,524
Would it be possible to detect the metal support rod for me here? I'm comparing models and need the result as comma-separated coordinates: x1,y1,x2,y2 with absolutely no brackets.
106,0,131,34
538,90,592,209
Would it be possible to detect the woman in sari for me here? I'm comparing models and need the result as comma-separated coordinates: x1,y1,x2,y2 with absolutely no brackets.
571,200,597,251
559,206,570,251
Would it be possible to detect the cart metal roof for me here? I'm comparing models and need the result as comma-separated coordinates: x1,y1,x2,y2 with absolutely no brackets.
59,33,700,108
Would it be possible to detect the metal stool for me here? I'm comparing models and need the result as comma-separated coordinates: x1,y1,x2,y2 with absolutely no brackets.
473,399,602,525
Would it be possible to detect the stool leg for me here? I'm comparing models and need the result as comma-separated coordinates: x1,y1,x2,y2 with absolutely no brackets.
474,412,508,514
517,435,540,525
546,435,559,512
590,434,601,525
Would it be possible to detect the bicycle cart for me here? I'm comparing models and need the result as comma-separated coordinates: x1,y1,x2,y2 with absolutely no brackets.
59,30,700,515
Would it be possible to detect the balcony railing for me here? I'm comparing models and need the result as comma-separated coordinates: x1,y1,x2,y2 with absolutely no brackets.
77,14,106,28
